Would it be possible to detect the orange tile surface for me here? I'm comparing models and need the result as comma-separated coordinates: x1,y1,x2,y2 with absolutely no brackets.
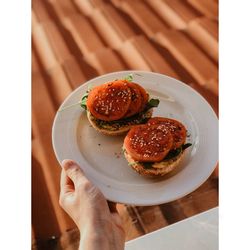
32,0,218,248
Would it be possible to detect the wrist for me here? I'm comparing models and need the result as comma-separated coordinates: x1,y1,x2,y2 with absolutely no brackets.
79,224,109,250
80,226,105,241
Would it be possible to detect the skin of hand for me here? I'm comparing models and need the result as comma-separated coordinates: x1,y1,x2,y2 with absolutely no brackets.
59,159,125,250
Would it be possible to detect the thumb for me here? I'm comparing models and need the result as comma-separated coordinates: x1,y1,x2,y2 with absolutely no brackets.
62,159,87,186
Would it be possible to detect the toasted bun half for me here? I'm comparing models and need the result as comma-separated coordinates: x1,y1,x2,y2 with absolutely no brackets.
87,109,153,136
123,148,185,177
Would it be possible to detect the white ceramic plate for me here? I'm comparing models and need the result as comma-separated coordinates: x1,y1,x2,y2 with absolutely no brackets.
52,71,218,206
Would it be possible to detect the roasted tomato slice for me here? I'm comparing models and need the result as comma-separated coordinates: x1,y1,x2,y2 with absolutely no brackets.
124,124,173,162
147,117,187,149
124,82,143,118
133,82,149,112
87,80,132,121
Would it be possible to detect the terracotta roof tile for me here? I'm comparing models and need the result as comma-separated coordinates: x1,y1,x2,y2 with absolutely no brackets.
42,21,73,63
62,56,87,89
128,35,179,78
118,38,151,71
47,0,79,20
42,66,72,109
73,0,108,15
86,48,126,74
89,4,137,49
186,17,218,62
32,50,40,74
32,10,39,28
155,30,218,94
73,0,94,16
147,0,202,29
32,23,72,107
32,72,75,237
32,152,61,238
118,0,170,37
32,0,51,22
32,23,58,70
187,0,218,20
62,14,106,55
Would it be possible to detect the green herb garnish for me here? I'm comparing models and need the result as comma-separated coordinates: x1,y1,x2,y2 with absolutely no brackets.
163,143,192,161
58,85,92,112
182,143,192,150
163,147,182,161
80,92,89,110
123,74,133,82
81,84,92,110
145,98,160,110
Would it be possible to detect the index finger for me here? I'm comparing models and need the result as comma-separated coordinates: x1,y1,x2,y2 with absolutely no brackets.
61,159,88,188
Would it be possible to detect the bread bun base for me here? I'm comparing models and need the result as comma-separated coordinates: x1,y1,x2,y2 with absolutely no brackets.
123,147,184,177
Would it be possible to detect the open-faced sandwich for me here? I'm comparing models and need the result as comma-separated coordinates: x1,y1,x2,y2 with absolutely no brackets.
123,117,192,177
81,77,159,135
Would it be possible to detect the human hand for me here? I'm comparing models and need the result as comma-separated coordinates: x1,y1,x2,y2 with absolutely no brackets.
59,160,125,250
